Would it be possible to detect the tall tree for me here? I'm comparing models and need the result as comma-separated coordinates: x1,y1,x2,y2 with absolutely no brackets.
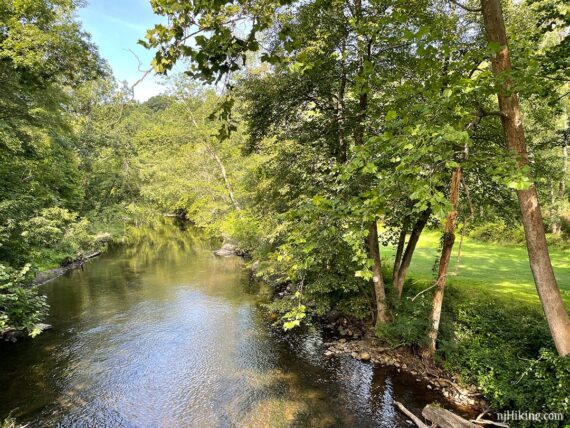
480,0,570,356
425,167,462,357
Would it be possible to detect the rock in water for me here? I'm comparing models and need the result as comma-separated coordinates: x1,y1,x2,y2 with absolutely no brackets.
358,352,371,361
214,243,237,256
36,323,53,332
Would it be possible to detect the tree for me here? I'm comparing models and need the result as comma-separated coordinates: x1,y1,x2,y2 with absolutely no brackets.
479,0,570,356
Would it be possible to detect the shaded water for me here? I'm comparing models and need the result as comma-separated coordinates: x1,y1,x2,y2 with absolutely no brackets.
1,225,440,427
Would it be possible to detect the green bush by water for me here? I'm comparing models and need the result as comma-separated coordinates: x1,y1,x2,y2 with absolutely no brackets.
0,264,48,335
376,279,569,427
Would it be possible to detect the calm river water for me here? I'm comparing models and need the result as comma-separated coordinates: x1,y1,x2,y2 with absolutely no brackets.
0,226,440,427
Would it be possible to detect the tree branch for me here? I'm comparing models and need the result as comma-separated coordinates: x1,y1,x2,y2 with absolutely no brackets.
449,0,482,13
394,401,429,428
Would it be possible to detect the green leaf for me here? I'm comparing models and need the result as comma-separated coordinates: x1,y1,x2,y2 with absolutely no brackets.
385,110,398,121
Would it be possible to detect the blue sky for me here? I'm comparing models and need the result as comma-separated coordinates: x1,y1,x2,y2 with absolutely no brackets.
78,0,179,101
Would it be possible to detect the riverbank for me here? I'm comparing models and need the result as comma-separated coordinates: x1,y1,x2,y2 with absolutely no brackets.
249,242,569,426
218,245,485,417
322,334,486,412
1,250,101,342
33,251,102,286
1,233,441,427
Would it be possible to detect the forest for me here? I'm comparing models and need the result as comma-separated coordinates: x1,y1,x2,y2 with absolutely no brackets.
1,0,569,426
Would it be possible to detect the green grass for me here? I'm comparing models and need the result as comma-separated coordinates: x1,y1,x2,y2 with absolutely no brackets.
382,230,570,307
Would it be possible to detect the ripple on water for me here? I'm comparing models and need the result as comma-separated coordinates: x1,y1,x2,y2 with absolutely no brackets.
0,230,441,427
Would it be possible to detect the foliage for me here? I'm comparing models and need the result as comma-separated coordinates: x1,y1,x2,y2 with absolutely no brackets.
373,278,569,425
1,0,569,422
439,289,569,425
0,264,48,336
469,220,526,246
376,285,432,349
20,207,106,269
0,0,107,332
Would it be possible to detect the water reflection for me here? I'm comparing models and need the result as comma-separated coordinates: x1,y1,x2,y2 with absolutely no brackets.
0,224,438,427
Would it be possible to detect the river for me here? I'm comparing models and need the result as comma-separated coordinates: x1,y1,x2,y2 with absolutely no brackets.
0,225,440,427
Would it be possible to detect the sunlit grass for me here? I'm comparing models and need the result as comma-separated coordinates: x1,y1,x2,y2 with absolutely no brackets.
382,230,570,307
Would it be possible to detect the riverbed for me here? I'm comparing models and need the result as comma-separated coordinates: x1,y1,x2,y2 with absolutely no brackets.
0,226,440,427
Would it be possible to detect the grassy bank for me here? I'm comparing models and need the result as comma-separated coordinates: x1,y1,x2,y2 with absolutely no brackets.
377,230,570,426
382,230,570,306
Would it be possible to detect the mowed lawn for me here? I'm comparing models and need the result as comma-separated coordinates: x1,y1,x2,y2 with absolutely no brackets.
382,230,570,307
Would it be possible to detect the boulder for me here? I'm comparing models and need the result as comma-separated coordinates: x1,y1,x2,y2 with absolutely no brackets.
214,243,237,256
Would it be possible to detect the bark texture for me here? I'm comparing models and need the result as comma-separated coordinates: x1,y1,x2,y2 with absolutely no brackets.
368,221,389,324
393,209,431,298
481,0,570,356
425,168,461,357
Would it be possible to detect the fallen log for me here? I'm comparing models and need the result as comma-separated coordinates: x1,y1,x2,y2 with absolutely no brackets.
2,323,52,342
422,404,478,428
394,401,429,428
85,251,101,259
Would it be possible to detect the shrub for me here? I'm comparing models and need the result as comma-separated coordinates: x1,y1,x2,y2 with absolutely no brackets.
470,220,525,245
438,288,569,426
373,281,568,427
376,282,432,348
21,207,100,267
219,210,265,253
546,233,569,249
0,264,48,336
561,212,570,241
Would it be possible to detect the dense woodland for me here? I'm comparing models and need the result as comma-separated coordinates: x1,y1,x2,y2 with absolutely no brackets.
1,0,569,425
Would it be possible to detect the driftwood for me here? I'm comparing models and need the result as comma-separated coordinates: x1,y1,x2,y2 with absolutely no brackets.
394,401,429,428
422,404,478,428
425,368,481,397
2,323,52,342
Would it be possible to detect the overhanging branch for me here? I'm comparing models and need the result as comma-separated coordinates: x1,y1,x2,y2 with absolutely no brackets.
449,0,482,13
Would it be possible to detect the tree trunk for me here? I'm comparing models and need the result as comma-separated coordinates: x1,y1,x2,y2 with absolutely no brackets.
393,209,431,298
205,144,241,211
353,0,387,325
336,63,347,163
424,168,461,358
368,221,389,324
480,0,570,356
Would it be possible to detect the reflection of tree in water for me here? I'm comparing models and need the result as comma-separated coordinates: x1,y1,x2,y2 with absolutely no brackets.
1,221,441,427
208,310,356,427
124,220,205,270
213,308,439,427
